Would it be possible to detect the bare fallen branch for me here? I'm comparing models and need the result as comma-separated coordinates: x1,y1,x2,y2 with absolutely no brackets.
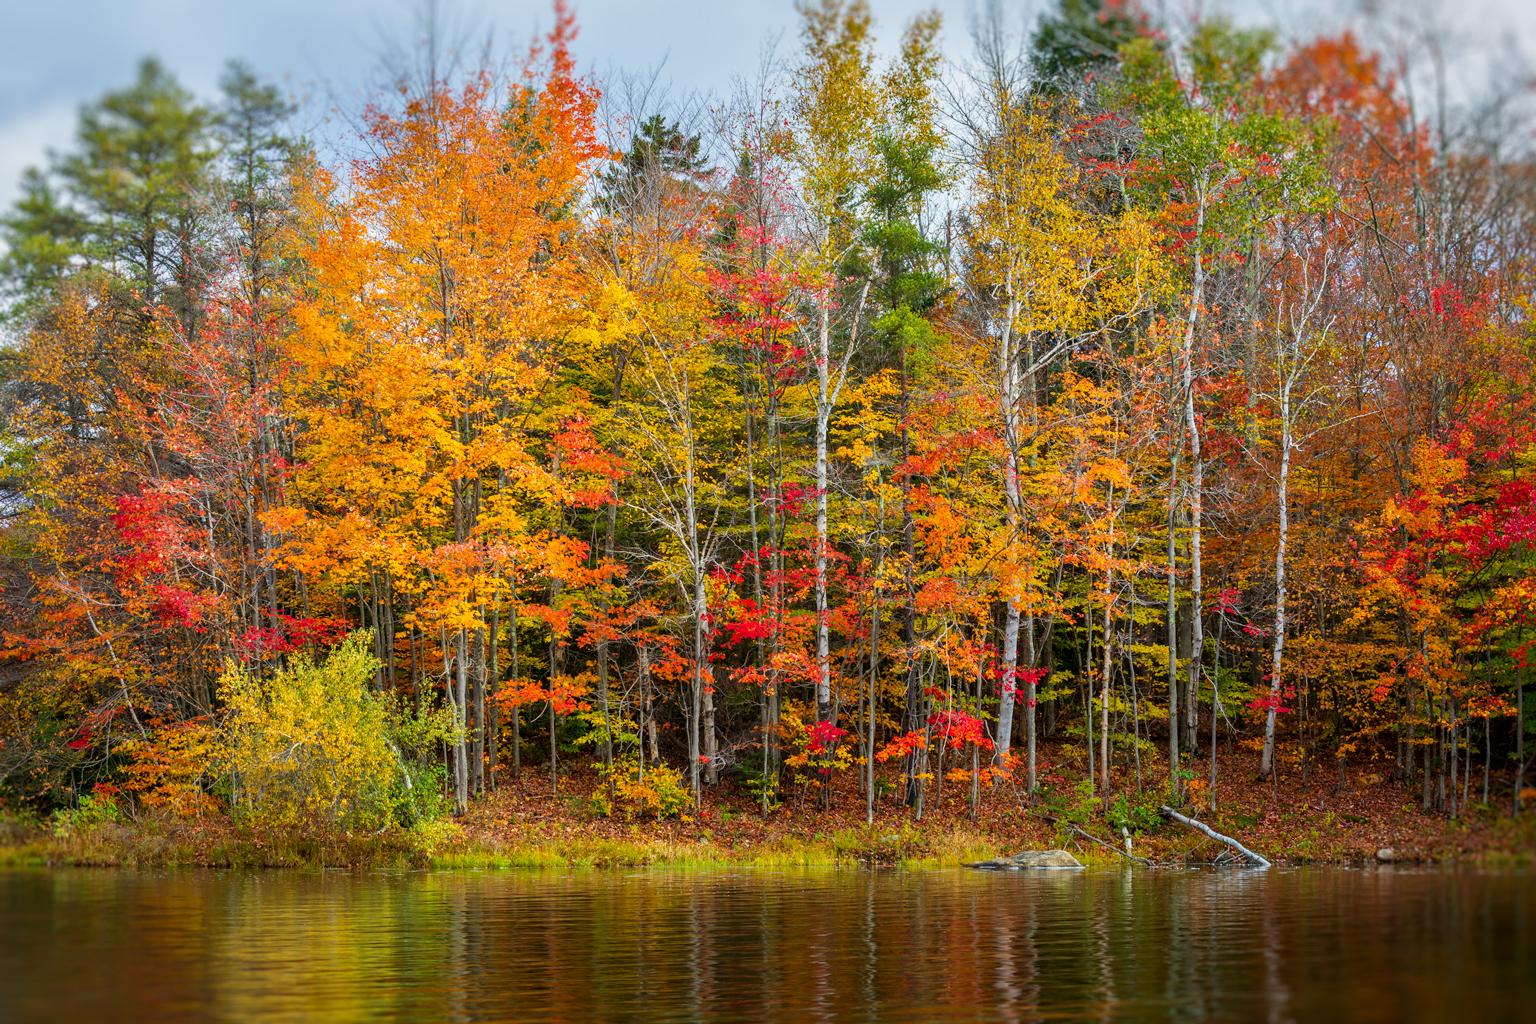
1160,805,1271,868
1068,823,1152,867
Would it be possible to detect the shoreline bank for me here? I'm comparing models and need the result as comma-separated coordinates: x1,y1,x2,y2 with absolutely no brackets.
6,771,1532,872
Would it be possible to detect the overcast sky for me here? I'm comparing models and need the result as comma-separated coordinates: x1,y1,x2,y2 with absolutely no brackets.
2,0,1533,213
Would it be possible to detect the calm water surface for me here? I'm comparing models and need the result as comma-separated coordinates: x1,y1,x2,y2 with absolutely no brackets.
0,867,1531,1022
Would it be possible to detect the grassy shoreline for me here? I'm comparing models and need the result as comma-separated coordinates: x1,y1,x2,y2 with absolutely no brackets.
5,828,1531,872
4,803,1531,873
0,817,1009,871
6,749,1532,871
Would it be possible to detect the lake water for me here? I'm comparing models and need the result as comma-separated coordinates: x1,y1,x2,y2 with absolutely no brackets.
0,867,1531,1022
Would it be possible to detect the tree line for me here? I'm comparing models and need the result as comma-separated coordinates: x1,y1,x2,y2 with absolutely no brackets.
2,0,1533,828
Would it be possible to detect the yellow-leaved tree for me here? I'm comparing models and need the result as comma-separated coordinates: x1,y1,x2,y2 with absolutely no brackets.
219,631,452,829
956,74,1161,790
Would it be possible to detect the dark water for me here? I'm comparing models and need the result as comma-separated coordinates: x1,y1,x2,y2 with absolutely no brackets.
0,867,1532,1023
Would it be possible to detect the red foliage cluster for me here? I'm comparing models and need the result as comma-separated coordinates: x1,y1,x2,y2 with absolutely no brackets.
234,614,350,660
806,719,850,756
927,710,993,752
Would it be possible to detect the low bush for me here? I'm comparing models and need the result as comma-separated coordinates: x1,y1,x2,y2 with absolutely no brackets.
220,631,453,830
591,756,693,819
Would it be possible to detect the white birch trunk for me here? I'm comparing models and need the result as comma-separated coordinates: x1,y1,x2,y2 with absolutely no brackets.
996,285,1024,765
815,299,833,724
1182,188,1209,756
1261,337,1295,778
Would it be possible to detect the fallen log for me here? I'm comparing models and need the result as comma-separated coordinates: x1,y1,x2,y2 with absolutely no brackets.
1159,805,1271,868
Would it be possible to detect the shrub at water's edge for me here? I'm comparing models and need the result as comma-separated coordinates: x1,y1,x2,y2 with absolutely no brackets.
1,632,456,867
217,632,453,832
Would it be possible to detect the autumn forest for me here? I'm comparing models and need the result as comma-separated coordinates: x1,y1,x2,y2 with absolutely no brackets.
2,0,1534,865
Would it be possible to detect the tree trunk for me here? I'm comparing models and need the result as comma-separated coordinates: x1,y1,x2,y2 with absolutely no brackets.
487,603,499,791
1516,669,1526,815
1260,381,1292,779
995,290,1024,765
1100,569,1114,793
689,568,708,807
867,505,883,825
471,625,485,797
1166,375,1182,794
452,628,470,814
509,593,521,780
641,645,659,765
1181,189,1209,761
814,306,834,725
900,363,923,808
1086,604,1096,787
1024,615,1037,796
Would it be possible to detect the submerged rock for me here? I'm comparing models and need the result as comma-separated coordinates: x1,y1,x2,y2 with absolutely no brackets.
967,849,1085,871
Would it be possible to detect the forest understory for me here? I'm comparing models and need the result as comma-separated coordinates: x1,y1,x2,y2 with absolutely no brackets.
6,742,1531,871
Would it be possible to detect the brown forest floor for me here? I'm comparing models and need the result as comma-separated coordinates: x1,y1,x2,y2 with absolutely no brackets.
454,740,1536,869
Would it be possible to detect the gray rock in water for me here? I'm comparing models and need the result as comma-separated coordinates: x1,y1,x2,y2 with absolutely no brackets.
967,849,1085,871
1375,847,1396,863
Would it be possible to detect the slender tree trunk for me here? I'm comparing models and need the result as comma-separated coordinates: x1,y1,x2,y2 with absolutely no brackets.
1437,699,1447,813
549,634,560,798
1450,706,1460,819
1086,605,1096,786
704,662,719,786
1422,691,1433,812
767,388,785,780
689,542,709,807
1463,711,1472,812
1210,618,1223,809
971,654,982,819
1483,713,1491,807
814,305,834,725
471,625,485,797
487,603,499,792
900,361,923,808
995,290,1024,765
1100,574,1113,793
641,644,659,765
452,629,470,814
1261,379,1292,779
741,358,773,812
810,282,868,725
509,594,521,780
596,515,619,801
1024,615,1037,796
1181,192,1209,759
867,492,884,825
1516,668,1526,815
1167,453,1181,793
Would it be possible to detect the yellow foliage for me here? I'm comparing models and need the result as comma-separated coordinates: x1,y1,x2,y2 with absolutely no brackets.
594,757,693,819
218,632,408,829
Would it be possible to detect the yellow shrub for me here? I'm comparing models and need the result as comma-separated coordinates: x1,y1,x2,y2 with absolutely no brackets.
219,632,401,829
594,757,693,819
